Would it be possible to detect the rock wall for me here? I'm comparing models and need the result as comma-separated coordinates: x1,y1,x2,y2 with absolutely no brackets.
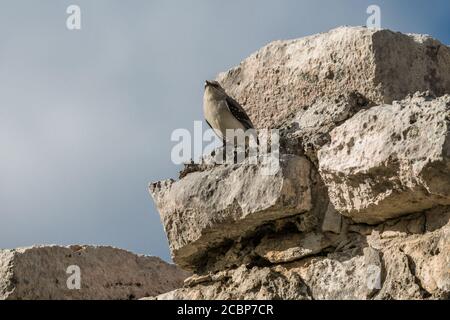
150,27,450,300
0,245,189,300
217,26,450,129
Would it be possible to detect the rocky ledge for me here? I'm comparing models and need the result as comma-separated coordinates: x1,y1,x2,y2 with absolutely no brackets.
0,246,189,300
149,27,450,300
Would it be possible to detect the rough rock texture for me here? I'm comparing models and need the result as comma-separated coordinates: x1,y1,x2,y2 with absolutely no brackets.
321,203,342,234
149,155,313,271
155,265,311,300
148,27,450,300
154,208,449,300
318,93,450,224
217,26,450,129
0,245,189,300
279,91,373,166
254,232,331,264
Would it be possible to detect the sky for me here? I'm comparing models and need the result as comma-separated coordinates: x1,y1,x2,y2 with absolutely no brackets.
0,0,449,262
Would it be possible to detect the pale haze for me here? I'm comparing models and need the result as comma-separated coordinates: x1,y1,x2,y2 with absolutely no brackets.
0,0,449,261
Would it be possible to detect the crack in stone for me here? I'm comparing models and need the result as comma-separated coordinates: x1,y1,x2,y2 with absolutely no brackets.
405,253,433,299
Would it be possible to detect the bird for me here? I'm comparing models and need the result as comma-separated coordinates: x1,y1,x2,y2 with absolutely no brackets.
203,80,257,148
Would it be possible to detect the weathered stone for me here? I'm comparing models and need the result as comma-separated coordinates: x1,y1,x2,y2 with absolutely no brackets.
321,203,342,234
280,92,372,165
426,206,450,232
366,207,450,299
255,232,331,264
152,208,449,300
154,265,311,300
375,249,423,299
364,247,383,297
318,94,450,224
190,213,323,274
0,245,189,300
217,26,450,129
299,255,368,299
149,155,312,271
183,274,212,287
409,230,450,296
144,28,450,300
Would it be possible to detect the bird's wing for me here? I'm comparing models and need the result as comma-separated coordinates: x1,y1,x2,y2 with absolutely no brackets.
224,96,254,130
205,119,213,131
205,118,224,141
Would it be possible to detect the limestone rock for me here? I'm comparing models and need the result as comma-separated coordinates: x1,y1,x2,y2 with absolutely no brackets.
279,92,372,165
152,208,449,300
0,245,189,300
154,265,311,300
299,255,368,300
254,232,331,264
363,247,383,297
318,94,450,224
321,203,342,234
217,26,450,129
145,27,450,300
183,274,213,287
149,155,312,271
374,248,423,299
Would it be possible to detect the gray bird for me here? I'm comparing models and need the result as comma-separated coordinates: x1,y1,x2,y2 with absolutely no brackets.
203,80,256,146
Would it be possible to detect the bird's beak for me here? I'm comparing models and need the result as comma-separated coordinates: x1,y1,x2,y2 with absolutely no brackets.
205,80,211,88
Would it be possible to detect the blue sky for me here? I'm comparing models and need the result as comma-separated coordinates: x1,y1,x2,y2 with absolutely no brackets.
0,0,449,261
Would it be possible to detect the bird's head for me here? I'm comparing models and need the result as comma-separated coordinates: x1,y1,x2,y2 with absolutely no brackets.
204,80,224,92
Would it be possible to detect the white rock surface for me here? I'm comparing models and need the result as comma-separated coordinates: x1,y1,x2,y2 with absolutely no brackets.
217,26,450,129
254,232,331,264
153,207,449,300
149,155,312,271
321,203,342,234
318,94,450,223
145,27,450,300
154,265,311,300
0,245,189,300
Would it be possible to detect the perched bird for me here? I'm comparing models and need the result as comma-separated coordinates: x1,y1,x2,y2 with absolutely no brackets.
203,80,256,147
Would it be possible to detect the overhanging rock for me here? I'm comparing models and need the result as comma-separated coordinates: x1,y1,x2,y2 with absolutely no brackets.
151,207,450,300
149,155,312,271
